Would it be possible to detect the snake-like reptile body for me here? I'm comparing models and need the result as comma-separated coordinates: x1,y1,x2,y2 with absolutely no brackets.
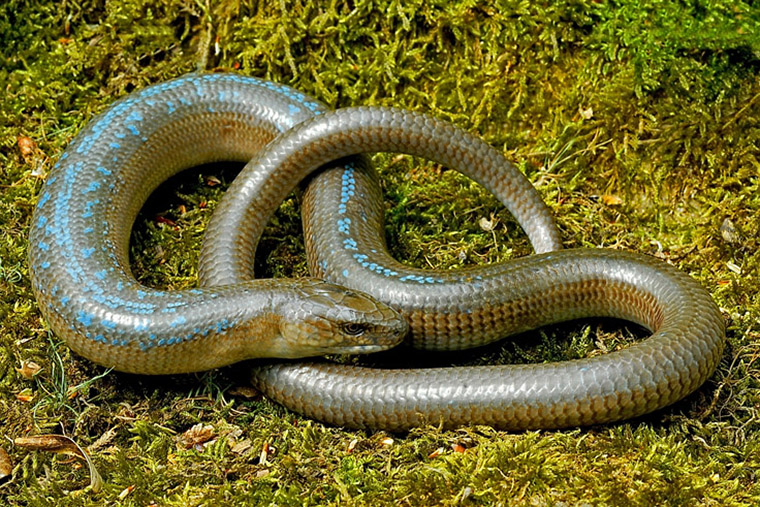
203,106,725,430
29,74,725,431
28,74,408,375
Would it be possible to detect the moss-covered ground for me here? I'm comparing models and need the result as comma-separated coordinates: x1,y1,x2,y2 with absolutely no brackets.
1,0,759,505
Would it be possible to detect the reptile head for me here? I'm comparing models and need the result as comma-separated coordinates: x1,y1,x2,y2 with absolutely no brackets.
275,280,408,358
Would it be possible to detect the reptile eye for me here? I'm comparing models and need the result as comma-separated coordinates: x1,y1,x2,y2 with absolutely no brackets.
341,323,366,336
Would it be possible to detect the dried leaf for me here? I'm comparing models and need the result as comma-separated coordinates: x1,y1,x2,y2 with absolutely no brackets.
259,442,273,464
579,106,594,120
255,469,270,478
16,360,42,379
15,390,33,403
119,485,136,499
226,426,244,440
15,435,103,492
205,175,222,186
0,447,12,481
231,439,252,455
154,215,177,227
720,218,741,244
452,443,466,454
346,438,358,453
178,423,215,449
381,437,394,446
228,385,261,399
601,194,623,206
17,135,48,177
17,136,36,162
428,447,445,459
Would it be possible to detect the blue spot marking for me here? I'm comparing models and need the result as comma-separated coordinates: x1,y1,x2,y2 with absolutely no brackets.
101,319,117,329
81,247,96,258
95,270,107,280
38,241,50,251
170,316,187,328
337,218,351,234
40,261,51,269
342,269,349,278
215,319,230,333
39,75,333,336
76,311,94,326
126,111,143,123
60,296,70,306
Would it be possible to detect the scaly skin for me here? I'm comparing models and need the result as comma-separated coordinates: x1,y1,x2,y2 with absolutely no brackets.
29,74,724,430
28,74,407,375
201,107,725,431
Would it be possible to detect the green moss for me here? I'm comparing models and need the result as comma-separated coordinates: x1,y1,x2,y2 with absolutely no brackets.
1,0,759,505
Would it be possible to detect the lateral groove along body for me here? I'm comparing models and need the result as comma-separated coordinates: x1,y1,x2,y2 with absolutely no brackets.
201,107,726,431
28,74,407,375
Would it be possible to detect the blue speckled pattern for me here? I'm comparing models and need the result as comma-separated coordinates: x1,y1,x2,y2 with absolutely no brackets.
29,74,408,374
30,73,725,430
201,107,726,431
